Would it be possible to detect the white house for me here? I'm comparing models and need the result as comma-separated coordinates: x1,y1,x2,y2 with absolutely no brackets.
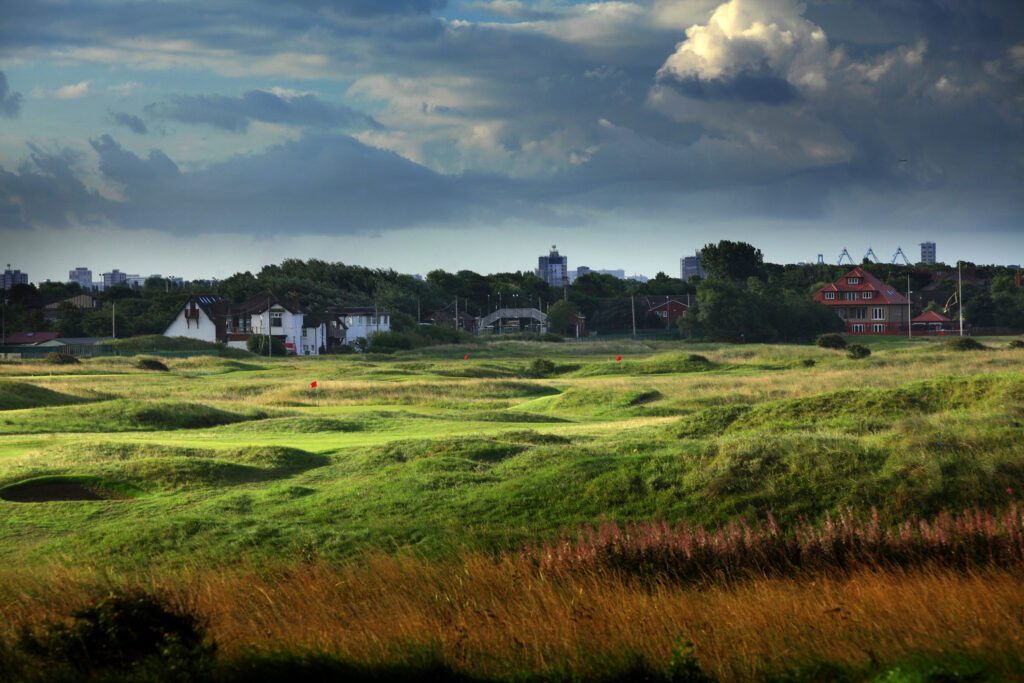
163,295,229,343
335,306,390,346
165,293,380,355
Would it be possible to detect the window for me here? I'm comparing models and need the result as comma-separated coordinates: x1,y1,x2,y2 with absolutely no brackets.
847,277,860,284
837,309,846,319
271,312,283,328
872,324,886,333
825,291,835,300
872,308,885,320
844,291,858,300
850,308,866,319
852,324,865,333
862,291,873,299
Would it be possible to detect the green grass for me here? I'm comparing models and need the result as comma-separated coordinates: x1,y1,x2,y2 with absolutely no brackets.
0,342,1021,566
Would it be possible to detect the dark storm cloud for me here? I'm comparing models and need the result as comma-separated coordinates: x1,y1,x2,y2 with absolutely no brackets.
270,0,446,16
145,90,381,133
0,71,22,117
0,146,110,229
109,111,147,134
658,68,801,104
89,135,179,189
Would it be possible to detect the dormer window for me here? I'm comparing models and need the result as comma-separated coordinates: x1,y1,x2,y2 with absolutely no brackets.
847,277,860,284
862,291,873,299
271,312,283,328
844,291,858,300
825,291,835,300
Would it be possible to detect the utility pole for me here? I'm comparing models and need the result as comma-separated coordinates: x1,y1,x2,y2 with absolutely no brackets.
267,295,272,357
631,295,636,338
907,274,912,339
112,302,116,339
417,297,421,324
958,261,963,336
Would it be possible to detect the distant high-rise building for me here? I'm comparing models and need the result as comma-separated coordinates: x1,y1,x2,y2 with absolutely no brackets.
1,265,28,290
536,246,568,287
68,266,93,289
102,269,128,288
681,251,705,280
575,266,591,281
920,242,936,264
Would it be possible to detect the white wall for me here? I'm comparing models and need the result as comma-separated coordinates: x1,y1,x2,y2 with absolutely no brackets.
164,308,218,343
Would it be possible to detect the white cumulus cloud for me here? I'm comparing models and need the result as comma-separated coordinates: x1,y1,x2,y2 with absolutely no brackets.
657,0,830,91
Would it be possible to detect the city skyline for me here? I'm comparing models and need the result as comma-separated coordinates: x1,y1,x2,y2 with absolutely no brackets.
2,0,1022,281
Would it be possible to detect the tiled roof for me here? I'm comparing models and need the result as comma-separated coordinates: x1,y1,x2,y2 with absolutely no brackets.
912,311,952,322
813,267,910,305
4,331,60,345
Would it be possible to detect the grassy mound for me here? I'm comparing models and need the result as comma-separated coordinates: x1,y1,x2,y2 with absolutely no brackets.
0,475,144,502
572,353,715,377
464,411,569,423
368,438,527,465
0,400,263,434
549,386,665,414
0,381,90,411
675,374,1023,437
218,416,364,433
227,446,331,473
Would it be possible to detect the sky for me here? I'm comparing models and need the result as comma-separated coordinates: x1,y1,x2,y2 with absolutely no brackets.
1,0,1022,283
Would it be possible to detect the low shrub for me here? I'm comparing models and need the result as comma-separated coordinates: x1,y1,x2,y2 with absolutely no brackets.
135,356,169,372
539,332,564,342
816,333,846,350
686,354,709,363
846,344,871,359
944,337,986,351
1008,339,1024,349
16,589,216,678
44,352,80,365
526,358,556,378
801,358,816,367
247,335,288,357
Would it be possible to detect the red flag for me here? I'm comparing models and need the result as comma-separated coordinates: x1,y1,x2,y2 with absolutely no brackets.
310,381,317,388
464,354,470,359
616,356,622,361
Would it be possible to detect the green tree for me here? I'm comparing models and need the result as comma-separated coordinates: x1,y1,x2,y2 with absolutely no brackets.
545,300,579,336
700,240,764,281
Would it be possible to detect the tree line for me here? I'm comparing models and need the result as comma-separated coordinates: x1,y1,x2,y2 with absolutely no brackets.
3,243,1022,343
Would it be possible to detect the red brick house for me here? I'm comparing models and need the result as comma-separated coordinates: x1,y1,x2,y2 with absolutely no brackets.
812,267,910,335
645,296,690,327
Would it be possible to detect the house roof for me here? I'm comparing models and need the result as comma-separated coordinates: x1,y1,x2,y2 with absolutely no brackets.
4,331,60,345
814,267,910,305
912,311,952,323
234,292,306,315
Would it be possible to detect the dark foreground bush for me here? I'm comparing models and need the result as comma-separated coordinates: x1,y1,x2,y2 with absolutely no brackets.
944,337,986,351
846,344,871,359
44,352,80,365
816,333,846,350
135,356,169,371
525,358,556,378
15,590,215,679
538,332,564,342
1008,339,1024,349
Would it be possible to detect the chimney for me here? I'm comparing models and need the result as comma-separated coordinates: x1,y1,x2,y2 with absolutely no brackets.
292,291,299,308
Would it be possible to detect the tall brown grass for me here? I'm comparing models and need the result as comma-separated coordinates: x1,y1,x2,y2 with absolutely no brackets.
3,550,1023,679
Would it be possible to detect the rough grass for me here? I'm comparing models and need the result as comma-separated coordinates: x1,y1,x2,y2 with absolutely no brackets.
0,399,265,434
0,380,91,411
1,558,1022,682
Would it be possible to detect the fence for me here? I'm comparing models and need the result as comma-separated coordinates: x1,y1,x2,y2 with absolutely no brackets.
0,345,221,360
